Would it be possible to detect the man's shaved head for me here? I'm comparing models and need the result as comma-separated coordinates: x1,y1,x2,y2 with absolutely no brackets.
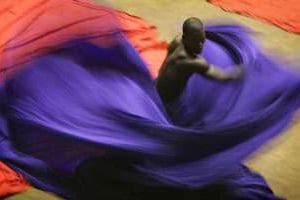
183,17,204,35
182,17,205,56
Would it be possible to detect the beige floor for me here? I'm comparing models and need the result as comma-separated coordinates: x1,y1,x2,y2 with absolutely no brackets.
109,1,300,199
7,0,300,199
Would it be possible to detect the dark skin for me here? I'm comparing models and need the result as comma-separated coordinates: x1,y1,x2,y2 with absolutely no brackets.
156,17,243,103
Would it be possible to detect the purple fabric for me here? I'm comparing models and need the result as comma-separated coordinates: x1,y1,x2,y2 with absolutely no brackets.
0,25,299,199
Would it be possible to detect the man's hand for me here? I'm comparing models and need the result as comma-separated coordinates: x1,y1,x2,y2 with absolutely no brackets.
228,65,244,80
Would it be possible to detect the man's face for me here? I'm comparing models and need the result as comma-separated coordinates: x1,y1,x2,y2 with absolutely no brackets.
182,31,205,56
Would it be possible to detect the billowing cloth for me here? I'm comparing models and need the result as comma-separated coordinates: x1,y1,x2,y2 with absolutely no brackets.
209,0,300,34
0,0,300,199
0,161,29,197
0,0,121,197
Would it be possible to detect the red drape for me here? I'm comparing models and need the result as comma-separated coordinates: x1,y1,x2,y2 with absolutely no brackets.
0,161,29,197
0,0,167,80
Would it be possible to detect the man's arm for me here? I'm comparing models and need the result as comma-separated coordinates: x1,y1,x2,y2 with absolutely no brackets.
205,64,243,81
177,58,243,80
204,65,243,81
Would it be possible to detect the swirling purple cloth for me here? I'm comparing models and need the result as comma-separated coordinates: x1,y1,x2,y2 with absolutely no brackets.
0,25,299,199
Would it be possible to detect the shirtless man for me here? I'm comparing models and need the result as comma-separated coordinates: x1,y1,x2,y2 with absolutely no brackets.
156,17,243,103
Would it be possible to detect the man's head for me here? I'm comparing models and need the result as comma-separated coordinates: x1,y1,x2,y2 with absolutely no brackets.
182,17,205,56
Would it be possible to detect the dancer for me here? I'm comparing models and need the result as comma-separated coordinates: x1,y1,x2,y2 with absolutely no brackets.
0,1,299,199
157,17,243,103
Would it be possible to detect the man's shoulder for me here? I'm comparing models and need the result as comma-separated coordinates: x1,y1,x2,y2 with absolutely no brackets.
173,35,182,44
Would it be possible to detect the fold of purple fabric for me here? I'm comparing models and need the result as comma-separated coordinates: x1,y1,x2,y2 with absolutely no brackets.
0,24,299,199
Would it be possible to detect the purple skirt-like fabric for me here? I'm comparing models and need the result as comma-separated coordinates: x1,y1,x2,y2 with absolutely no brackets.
0,24,299,199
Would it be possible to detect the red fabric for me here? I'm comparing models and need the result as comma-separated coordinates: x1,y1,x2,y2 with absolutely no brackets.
209,0,300,34
0,0,166,79
0,161,29,197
